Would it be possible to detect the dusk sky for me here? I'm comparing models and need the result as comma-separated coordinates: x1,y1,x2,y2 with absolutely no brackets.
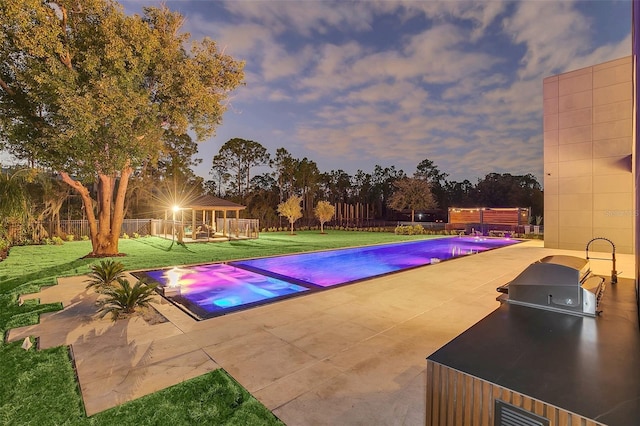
124,1,630,183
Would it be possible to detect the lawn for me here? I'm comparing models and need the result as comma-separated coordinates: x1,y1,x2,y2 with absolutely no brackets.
0,230,440,425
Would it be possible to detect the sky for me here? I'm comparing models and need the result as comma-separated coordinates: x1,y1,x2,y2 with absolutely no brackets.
119,1,631,183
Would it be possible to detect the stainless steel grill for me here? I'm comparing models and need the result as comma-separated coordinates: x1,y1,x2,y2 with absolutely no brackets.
498,255,606,317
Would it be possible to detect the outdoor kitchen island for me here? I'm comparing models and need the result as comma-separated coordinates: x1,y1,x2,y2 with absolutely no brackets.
425,277,640,426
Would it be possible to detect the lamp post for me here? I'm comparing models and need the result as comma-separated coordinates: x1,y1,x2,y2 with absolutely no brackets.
172,205,180,243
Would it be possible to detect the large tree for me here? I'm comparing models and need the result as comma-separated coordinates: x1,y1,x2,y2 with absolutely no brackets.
211,138,270,198
272,147,297,203
0,0,244,256
372,165,406,219
415,158,448,212
387,177,437,223
475,173,543,216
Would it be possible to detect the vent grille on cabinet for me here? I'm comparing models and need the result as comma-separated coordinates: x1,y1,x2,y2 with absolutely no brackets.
494,400,550,426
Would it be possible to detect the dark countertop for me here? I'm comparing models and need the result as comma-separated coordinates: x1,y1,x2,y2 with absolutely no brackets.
427,278,640,425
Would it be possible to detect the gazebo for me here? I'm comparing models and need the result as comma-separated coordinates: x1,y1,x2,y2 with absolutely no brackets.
177,195,246,240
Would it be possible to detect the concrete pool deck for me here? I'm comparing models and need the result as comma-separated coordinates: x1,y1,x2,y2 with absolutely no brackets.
7,239,635,425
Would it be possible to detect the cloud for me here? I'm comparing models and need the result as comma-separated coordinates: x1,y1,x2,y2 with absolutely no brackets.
221,1,375,36
502,0,593,79
120,0,631,184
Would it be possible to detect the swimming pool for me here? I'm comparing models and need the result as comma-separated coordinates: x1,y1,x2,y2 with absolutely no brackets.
133,236,520,320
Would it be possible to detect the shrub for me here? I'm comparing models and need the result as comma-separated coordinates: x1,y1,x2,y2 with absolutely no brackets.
0,236,9,259
133,232,140,239
52,236,64,245
81,235,89,241
122,232,130,239
85,260,127,292
66,234,74,242
98,278,158,321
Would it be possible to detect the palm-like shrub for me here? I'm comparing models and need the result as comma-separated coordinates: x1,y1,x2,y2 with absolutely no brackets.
85,260,126,292
98,277,158,321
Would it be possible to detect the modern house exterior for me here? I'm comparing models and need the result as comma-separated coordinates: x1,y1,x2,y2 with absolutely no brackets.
543,56,634,255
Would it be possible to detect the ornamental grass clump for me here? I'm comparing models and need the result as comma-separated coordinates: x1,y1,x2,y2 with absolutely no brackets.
98,277,158,321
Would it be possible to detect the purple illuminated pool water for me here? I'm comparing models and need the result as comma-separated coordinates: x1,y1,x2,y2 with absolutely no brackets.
134,236,520,319
232,236,518,287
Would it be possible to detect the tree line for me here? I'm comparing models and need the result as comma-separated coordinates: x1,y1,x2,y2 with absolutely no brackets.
203,138,543,227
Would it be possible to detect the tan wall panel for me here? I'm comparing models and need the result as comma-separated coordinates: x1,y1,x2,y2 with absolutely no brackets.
593,56,632,72
558,176,592,194
559,108,592,129
545,145,559,163
593,62,631,88
593,193,633,211
558,72,592,96
544,97,559,115
592,118,632,141
559,90,592,112
593,210,634,229
559,211,592,228
593,81,632,106
593,156,633,175
557,159,592,178
590,228,633,253
560,242,593,251
543,210,559,245
545,193,559,211
592,173,632,193
558,125,592,144
558,193,593,211
559,65,592,81
593,137,632,158
545,240,560,249
544,130,559,147
558,142,592,162
544,166,559,182
543,77,559,99
593,100,632,123
544,114,559,131
560,227,593,245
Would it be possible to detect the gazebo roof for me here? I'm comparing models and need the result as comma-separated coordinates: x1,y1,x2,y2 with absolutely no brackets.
186,195,246,210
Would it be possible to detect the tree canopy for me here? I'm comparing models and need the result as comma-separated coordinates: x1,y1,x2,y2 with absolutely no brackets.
0,0,244,255
277,195,303,235
211,138,270,198
387,177,437,223
314,200,335,233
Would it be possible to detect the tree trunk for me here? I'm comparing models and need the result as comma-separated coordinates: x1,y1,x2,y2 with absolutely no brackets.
290,220,294,235
59,162,132,257
411,209,415,223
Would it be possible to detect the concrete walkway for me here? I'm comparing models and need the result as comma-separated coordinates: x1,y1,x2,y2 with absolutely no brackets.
7,240,634,425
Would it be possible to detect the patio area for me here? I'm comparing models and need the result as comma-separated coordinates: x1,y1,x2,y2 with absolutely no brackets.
7,240,634,425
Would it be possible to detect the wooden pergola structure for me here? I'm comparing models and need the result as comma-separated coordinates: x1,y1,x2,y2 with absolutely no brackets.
177,195,246,239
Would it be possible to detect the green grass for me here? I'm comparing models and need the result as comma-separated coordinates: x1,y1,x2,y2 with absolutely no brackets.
89,369,283,426
0,230,440,425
